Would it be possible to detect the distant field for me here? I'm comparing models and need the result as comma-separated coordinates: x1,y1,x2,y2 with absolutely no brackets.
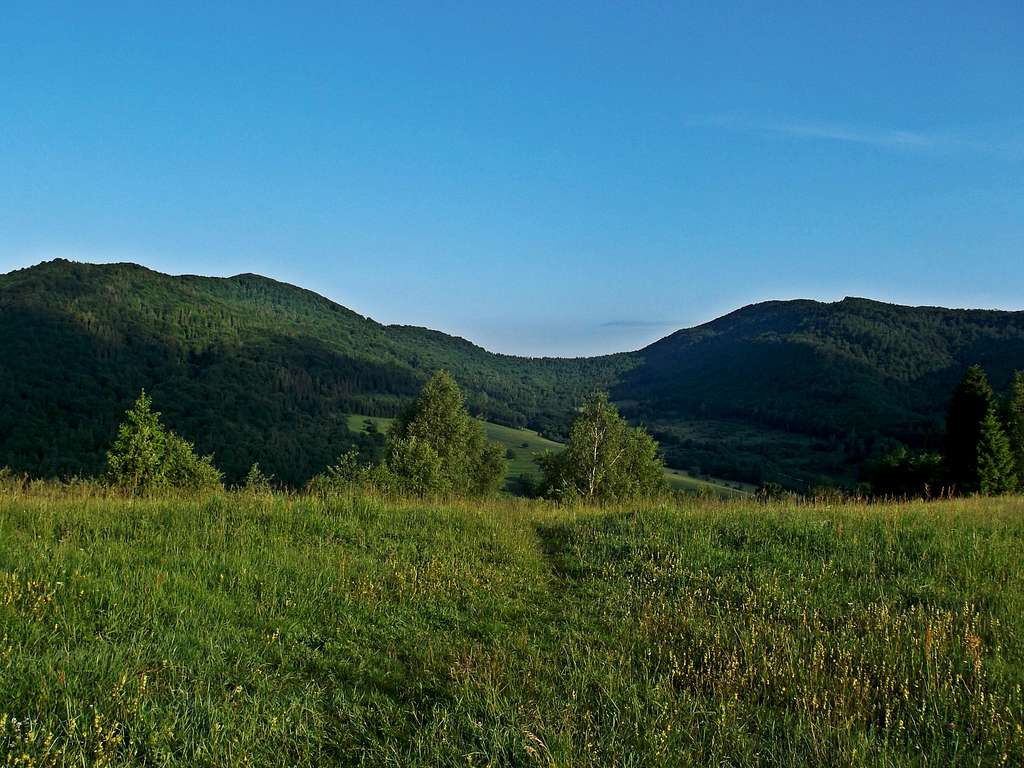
661,466,751,497
0,491,1021,766
345,414,561,478
345,414,748,497
344,414,394,435
479,421,564,479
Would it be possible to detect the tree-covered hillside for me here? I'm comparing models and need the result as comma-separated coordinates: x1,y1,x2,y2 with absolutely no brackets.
3,259,1024,488
620,298,1024,485
0,260,629,485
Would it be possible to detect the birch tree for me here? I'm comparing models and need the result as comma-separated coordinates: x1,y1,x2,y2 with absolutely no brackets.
540,392,667,502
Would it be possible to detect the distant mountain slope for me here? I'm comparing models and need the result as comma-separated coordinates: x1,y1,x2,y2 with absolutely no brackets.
0,260,630,485
2,259,1023,488
621,297,1024,485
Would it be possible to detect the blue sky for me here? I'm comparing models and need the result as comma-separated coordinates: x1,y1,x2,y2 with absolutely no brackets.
2,1,1022,356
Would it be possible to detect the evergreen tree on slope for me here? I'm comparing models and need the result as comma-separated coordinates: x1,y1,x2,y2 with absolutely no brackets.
977,408,1018,495
944,365,994,493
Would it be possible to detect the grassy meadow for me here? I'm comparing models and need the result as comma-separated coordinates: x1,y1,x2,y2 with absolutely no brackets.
0,489,1022,766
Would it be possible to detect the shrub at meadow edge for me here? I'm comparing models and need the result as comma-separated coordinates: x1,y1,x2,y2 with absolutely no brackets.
103,391,222,493
101,377,666,503
57,367,1024,503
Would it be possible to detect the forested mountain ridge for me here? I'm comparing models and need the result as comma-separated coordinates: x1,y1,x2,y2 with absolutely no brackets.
0,259,630,485
621,297,1024,484
3,259,1024,488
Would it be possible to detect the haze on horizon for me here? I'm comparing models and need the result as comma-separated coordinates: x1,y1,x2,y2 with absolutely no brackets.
2,2,1022,356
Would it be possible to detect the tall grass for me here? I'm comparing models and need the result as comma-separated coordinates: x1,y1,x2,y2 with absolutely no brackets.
0,489,1021,766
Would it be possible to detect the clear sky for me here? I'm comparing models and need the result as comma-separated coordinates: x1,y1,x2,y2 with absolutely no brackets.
2,2,1022,356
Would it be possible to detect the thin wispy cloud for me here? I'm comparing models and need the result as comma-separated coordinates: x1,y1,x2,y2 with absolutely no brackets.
689,114,1021,157
760,120,932,148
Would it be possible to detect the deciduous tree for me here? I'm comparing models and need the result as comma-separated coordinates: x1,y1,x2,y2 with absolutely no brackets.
540,392,667,502
385,371,506,496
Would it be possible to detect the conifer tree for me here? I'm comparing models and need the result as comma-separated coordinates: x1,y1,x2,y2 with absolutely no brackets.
977,408,1017,495
242,462,274,494
104,390,222,493
1003,371,1024,486
104,391,166,492
944,365,994,493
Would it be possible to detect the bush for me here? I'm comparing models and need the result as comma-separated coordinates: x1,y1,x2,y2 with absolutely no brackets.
0,467,27,494
865,448,945,499
755,482,792,502
163,433,223,492
806,484,848,504
307,450,397,497
385,437,449,496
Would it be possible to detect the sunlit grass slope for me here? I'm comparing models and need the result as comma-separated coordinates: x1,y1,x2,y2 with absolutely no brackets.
1,492,1021,766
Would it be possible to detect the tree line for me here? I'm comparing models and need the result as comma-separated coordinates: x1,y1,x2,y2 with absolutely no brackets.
41,363,1024,503
101,371,669,503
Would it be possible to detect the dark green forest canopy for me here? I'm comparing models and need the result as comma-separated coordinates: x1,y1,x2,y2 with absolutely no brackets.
0,260,629,485
3,259,1024,488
